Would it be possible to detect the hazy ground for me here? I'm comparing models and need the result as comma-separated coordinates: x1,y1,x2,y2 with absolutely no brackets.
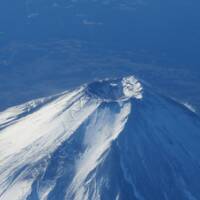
0,0,200,114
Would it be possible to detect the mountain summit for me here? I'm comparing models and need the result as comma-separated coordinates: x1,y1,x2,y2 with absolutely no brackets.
0,76,200,200
86,76,143,101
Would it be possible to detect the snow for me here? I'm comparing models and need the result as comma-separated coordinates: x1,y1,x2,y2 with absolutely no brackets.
0,180,33,200
0,86,100,199
65,101,131,200
122,76,143,99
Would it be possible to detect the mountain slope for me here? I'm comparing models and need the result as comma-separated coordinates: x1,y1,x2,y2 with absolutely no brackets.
0,76,200,200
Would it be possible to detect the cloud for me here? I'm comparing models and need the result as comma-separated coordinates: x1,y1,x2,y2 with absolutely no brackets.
27,13,40,19
82,19,103,26
183,102,196,113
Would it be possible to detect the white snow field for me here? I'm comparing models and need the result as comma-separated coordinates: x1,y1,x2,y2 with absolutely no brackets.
0,76,200,200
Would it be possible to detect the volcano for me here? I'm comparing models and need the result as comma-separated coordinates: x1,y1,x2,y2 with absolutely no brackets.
0,76,200,200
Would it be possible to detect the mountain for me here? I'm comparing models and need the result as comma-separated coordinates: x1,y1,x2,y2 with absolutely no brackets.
0,76,200,200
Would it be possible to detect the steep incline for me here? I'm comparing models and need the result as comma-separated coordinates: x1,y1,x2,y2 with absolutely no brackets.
0,76,200,200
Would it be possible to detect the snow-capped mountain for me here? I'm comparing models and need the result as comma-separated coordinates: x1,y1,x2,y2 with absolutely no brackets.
0,76,200,200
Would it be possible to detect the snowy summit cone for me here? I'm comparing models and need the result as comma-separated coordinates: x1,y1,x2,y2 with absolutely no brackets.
0,76,200,200
86,76,143,101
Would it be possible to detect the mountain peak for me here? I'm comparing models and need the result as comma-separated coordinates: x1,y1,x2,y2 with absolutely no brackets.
86,76,143,102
